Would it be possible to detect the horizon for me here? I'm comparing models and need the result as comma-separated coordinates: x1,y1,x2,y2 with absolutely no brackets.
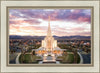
9,35,91,37
9,9,91,36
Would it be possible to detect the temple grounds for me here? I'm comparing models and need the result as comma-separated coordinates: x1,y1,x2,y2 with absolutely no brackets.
18,51,80,64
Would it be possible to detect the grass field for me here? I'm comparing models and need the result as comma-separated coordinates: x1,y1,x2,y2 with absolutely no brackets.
57,53,80,64
57,54,74,63
19,52,80,64
19,54,41,63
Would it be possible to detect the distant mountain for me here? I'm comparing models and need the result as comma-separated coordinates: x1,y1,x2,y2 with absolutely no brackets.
9,35,91,40
9,35,45,40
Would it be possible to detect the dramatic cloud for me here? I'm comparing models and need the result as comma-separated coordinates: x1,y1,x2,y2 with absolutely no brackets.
9,9,91,36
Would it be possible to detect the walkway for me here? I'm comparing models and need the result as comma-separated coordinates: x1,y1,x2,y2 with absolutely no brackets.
16,53,21,64
43,56,56,62
9,53,19,64
77,52,83,64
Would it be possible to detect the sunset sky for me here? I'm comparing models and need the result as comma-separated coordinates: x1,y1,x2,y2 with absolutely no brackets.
9,9,91,36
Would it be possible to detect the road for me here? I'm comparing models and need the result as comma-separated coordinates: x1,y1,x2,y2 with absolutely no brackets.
9,53,19,64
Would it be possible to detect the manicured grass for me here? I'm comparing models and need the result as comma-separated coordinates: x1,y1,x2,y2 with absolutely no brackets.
19,53,80,64
57,54,74,63
67,54,74,63
57,52,80,64
19,54,41,63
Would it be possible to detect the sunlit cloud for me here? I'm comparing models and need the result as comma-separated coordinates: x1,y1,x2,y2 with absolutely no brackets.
9,9,91,36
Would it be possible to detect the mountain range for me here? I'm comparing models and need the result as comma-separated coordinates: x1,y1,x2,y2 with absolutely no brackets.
9,35,91,40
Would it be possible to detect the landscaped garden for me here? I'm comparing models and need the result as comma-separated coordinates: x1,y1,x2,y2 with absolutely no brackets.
19,54,42,64
19,51,80,64
57,52,80,64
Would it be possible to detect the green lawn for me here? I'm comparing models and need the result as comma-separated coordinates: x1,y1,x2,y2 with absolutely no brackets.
67,54,74,63
19,53,80,64
19,54,41,64
57,53,80,64
57,54,74,63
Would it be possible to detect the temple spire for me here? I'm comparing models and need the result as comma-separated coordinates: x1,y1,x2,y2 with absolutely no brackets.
47,16,51,36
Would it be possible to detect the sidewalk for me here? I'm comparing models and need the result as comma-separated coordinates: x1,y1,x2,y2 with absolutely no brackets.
16,53,21,64
77,52,83,64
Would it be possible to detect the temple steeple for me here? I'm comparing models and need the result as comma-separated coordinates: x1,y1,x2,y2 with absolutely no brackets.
47,16,51,36
36,16,63,57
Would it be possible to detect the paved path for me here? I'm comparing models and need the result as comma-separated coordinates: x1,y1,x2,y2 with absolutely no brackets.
67,52,74,54
43,55,56,62
77,52,83,64
9,53,19,64
16,53,21,64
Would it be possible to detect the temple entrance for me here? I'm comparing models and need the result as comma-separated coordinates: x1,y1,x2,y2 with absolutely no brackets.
43,53,56,63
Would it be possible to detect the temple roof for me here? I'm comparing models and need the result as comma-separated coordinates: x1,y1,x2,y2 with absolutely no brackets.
47,16,52,37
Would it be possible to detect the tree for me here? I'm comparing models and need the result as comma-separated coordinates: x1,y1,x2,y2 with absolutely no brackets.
31,51,34,62
19,42,25,63
73,48,78,63
33,51,35,55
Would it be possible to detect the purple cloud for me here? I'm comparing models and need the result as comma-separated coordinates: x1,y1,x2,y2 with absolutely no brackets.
9,9,91,36
9,9,91,24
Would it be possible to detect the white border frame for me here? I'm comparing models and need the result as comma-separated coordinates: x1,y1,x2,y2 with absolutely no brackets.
1,1,100,73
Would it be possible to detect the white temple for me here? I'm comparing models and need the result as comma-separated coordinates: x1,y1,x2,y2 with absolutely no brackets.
34,16,65,56
42,16,57,52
